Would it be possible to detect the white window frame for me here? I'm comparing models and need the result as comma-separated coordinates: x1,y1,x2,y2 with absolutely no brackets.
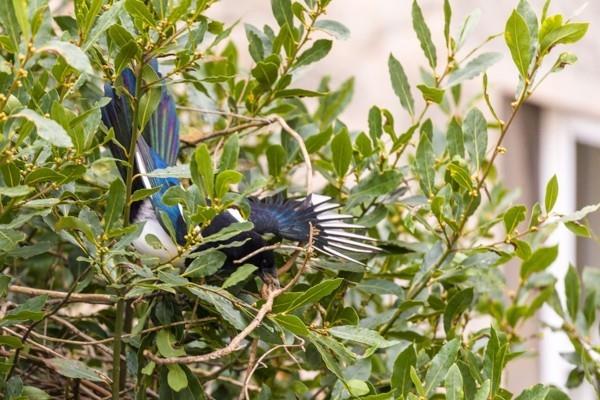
539,111,600,398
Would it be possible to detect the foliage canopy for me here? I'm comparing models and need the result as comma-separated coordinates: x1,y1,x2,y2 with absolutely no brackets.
0,0,596,399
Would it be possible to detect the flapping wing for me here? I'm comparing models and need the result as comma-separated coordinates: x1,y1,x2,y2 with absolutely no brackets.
248,194,380,264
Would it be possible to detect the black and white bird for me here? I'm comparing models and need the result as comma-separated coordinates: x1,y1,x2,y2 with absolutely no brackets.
101,64,380,287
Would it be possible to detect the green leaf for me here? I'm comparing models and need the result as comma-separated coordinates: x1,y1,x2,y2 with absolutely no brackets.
410,366,426,397
82,1,125,51
329,325,400,348
331,129,352,178
306,128,332,153
565,264,579,321
222,264,257,289
0,185,33,197
275,88,326,98
424,338,460,395
443,0,452,48
483,328,507,396
504,205,527,235
505,10,532,79
215,170,242,199
447,118,465,158
388,54,414,116
517,0,539,52
447,52,502,87
13,109,73,147
188,286,246,330
114,40,139,75
12,0,30,43
138,87,162,130
156,330,186,357
56,216,96,242
584,290,596,329
368,106,383,140
146,164,191,179
463,108,487,171
183,250,227,278
417,84,444,104
0,274,10,297
285,278,343,312
446,364,464,400
1,295,46,326
48,358,106,382
273,314,309,336
266,144,286,178
219,134,239,172
314,19,350,40
515,384,550,400
391,345,417,396
415,121,435,196
0,228,26,254
348,170,403,208
520,245,558,279
550,52,578,73
124,0,156,27
251,54,280,89
355,132,373,157
443,288,474,336
347,380,370,397
0,334,23,349
564,221,591,238
105,178,125,230
37,40,94,75
474,380,491,400
412,0,437,69
0,1,20,52
271,0,294,28
545,174,558,213
203,221,254,244
191,144,214,199
295,39,332,68
457,9,481,50
167,364,188,392
130,187,161,203
540,22,588,55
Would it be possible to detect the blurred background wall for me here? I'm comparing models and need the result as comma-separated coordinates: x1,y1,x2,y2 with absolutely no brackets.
50,0,600,396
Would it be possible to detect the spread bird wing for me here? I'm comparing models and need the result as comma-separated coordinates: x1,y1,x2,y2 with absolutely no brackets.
248,194,380,265
101,62,186,243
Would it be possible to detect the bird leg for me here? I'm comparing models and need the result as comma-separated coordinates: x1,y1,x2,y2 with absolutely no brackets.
259,270,280,299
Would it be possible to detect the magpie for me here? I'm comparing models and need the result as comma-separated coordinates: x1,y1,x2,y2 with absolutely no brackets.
100,64,380,287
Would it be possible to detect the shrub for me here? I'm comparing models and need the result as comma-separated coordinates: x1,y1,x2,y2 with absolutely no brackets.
0,0,595,399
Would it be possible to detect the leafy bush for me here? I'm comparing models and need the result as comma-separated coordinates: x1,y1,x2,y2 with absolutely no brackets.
0,0,596,399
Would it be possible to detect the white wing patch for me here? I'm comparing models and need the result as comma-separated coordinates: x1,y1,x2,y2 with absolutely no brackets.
226,208,245,222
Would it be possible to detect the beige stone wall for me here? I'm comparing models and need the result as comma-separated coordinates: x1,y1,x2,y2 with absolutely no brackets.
208,0,600,127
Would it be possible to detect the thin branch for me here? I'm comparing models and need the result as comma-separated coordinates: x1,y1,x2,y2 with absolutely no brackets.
268,115,313,193
181,120,271,145
243,340,305,400
8,285,115,304
234,243,304,264
176,106,269,123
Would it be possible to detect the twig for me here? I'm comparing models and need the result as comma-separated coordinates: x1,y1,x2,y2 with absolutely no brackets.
237,339,259,400
268,115,313,194
243,340,305,400
181,121,271,144
234,243,304,264
19,317,216,346
8,285,115,304
176,106,269,123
